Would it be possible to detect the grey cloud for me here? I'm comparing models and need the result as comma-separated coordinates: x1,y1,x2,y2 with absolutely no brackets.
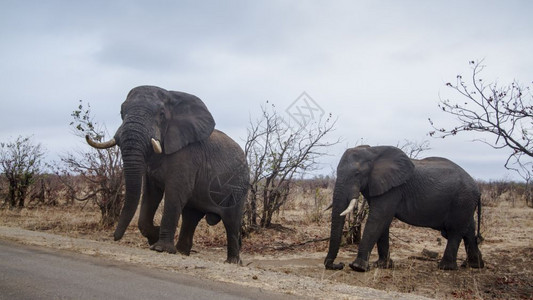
94,38,194,72
1,1,532,181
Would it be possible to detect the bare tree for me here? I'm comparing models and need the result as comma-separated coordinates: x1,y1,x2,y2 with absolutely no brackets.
429,60,533,179
244,103,339,230
27,173,63,207
397,139,431,159
0,136,44,208
54,101,125,226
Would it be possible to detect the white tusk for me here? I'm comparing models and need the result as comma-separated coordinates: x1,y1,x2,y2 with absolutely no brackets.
151,138,162,154
340,198,357,217
86,135,116,149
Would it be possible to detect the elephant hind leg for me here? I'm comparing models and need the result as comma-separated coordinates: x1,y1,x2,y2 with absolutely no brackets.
221,213,243,265
461,220,484,268
438,232,461,270
176,207,205,256
373,226,394,269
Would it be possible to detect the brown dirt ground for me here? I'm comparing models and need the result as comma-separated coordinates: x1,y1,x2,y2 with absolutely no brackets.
0,199,532,299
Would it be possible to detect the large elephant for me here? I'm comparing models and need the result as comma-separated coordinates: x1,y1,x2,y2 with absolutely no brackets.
86,86,249,264
324,145,484,271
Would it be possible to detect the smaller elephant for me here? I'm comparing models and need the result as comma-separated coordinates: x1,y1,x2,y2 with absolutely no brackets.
324,145,484,272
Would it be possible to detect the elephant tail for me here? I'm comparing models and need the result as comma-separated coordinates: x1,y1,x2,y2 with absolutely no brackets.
476,195,484,244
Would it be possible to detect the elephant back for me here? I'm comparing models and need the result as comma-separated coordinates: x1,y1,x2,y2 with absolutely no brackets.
413,156,479,197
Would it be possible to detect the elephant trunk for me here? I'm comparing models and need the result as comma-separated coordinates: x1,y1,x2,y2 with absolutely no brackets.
113,123,150,241
325,181,359,269
114,155,145,241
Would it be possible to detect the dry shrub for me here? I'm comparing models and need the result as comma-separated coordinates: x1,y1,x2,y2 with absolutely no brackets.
478,180,531,207
0,205,102,236
302,187,330,224
2,180,532,299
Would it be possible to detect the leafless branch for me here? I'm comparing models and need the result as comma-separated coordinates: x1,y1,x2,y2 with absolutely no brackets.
429,60,533,179
52,101,125,226
244,103,340,229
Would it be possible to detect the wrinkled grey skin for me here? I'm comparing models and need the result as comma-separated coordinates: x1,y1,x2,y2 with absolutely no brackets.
87,86,248,264
324,145,484,272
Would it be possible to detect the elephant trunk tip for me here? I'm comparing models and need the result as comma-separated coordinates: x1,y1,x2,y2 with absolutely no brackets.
113,230,125,241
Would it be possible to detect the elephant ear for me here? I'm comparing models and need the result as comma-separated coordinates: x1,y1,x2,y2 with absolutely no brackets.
368,146,415,197
164,91,215,154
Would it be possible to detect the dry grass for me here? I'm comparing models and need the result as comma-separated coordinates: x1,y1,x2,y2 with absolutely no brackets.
1,187,532,299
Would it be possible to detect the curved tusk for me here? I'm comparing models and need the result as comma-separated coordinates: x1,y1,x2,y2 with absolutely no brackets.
151,138,162,154
340,198,357,217
85,135,116,149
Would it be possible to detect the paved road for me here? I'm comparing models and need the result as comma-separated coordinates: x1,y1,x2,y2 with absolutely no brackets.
0,240,295,300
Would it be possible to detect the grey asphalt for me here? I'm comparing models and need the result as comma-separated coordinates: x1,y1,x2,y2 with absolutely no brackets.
0,240,297,300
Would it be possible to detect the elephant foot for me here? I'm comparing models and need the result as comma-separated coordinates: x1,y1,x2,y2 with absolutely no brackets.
373,258,394,269
147,236,159,246
349,258,370,272
176,245,192,256
140,226,159,246
324,258,345,270
461,255,485,269
150,240,177,254
438,260,458,270
225,256,242,265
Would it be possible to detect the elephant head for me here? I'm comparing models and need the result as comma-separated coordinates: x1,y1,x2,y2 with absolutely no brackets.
324,145,415,269
86,86,215,241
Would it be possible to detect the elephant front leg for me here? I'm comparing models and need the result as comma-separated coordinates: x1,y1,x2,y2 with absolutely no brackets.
176,207,204,256
138,177,163,245
150,191,184,254
350,198,396,272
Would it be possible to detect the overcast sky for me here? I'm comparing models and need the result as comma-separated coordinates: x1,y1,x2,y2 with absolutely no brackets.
1,0,532,181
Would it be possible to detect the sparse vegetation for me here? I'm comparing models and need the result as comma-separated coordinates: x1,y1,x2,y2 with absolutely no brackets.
0,134,531,299
243,103,339,231
430,60,533,186
0,136,44,208
1,95,532,299
0,180,531,299
478,180,532,207
26,173,63,206
53,101,125,227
